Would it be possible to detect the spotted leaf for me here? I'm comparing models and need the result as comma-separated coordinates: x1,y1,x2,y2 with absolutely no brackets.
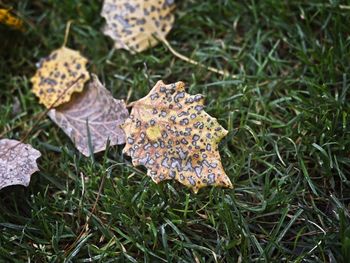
0,139,41,190
31,46,90,108
0,9,24,30
101,0,175,53
48,74,129,157
122,80,232,193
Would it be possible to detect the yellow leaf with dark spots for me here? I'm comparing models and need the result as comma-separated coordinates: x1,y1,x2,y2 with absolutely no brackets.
122,80,232,193
31,47,90,108
101,0,175,53
0,9,24,30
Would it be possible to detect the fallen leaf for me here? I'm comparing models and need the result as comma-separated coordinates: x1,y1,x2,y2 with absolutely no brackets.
0,139,41,190
48,74,129,157
31,46,90,108
101,0,175,53
0,9,24,30
100,0,231,77
122,80,232,193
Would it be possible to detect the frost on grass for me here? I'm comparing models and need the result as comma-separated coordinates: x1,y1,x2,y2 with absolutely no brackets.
0,139,41,190
101,0,175,53
122,80,232,193
48,74,129,157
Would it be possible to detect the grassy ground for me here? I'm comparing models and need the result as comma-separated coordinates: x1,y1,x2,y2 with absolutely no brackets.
0,0,350,262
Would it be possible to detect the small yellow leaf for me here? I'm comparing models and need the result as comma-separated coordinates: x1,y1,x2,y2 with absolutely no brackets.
101,0,175,53
0,9,24,30
31,47,90,108
122,80,232,193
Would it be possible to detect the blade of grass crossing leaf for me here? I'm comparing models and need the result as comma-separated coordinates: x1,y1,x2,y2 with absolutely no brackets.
86,119,94,161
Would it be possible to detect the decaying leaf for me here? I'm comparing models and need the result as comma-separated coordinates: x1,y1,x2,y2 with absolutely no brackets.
48,74,129,157
31,46,90,108
0,9,24,30
100,0,230,77
101,0,175,53
122,80,232,193
0,139,41,190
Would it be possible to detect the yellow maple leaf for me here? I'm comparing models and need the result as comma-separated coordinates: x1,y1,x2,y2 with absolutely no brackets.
31,47,90,108
122,80,233,193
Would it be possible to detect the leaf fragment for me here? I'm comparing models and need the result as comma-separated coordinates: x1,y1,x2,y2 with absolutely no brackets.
122,80,232,193
31,46,90,108
48,74,129,157
0,9,24,30
0,139,41,190
101,0,175,53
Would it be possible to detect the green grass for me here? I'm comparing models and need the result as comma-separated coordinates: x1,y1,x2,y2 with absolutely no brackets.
1,0,350,262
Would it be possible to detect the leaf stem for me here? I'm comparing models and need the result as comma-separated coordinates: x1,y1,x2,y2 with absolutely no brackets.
62,20,74,47
161,37,237,78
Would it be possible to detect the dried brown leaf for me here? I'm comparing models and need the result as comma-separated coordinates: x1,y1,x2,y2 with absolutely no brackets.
48,74,129,156
0,139,41,190
122,80,232,193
